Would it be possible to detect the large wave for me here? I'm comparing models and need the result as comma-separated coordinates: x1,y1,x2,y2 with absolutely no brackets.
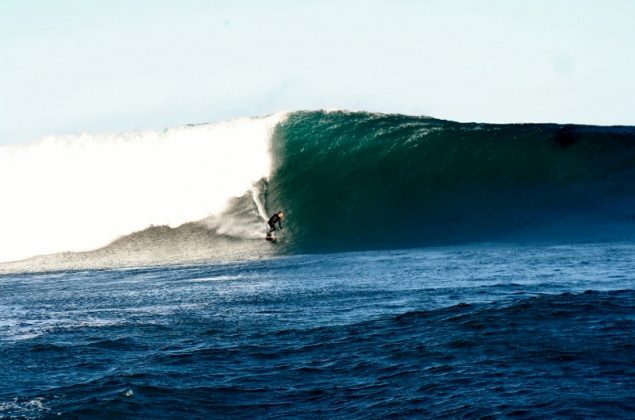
2,110,635,269
264,111,635,252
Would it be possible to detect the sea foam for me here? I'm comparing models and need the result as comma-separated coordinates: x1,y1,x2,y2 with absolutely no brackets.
0,113,287,262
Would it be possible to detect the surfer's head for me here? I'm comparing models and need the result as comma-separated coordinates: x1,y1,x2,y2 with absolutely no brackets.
278,211,284,218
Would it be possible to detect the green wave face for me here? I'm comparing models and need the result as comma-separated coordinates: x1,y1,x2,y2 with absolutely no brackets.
266,111,635,253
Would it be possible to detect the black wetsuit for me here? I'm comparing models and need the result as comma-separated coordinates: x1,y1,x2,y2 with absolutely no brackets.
268,213,282,234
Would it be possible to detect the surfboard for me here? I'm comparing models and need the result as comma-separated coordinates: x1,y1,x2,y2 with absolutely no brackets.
265,236,276,242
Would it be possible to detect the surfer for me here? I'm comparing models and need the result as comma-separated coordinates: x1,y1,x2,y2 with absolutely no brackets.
267,211,284,236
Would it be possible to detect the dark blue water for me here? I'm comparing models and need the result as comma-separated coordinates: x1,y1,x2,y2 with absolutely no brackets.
1,243,634,418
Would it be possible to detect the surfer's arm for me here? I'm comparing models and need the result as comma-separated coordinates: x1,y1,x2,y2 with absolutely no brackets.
278,221,283,229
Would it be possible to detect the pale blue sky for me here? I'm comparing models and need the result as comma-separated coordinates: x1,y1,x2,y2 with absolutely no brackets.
1,0,635,144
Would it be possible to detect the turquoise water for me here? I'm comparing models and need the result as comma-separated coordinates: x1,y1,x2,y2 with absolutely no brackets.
266,111,635,252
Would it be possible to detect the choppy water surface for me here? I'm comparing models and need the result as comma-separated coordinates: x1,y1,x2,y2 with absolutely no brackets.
1,243,634,418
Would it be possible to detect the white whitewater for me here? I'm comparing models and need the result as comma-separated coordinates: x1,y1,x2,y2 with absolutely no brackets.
0,113,288,263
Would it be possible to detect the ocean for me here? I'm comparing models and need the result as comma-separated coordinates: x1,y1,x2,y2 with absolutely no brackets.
1,111,634,418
